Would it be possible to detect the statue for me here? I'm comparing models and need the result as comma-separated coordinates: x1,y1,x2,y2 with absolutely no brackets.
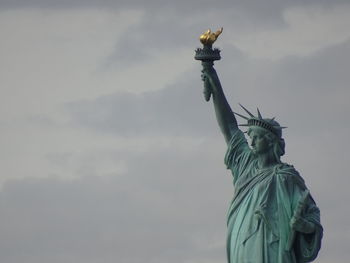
195,28,323,263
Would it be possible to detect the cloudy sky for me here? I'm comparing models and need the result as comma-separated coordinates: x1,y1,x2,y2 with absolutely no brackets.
0,0,349,262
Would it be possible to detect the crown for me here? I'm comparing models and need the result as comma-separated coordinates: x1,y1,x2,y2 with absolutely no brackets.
235,104,287,138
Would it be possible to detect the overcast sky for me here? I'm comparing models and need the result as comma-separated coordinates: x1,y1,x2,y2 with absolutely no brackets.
0,1,349,262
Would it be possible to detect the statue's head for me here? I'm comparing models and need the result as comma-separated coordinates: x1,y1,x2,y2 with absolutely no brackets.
235,105,286,161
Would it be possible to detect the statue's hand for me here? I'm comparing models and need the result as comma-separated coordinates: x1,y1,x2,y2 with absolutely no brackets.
201,70,212,101
201,68,216,85
201,71,207,82
290,216,315,234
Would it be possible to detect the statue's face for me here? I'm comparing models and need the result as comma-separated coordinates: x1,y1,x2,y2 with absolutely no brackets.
248,127,270,154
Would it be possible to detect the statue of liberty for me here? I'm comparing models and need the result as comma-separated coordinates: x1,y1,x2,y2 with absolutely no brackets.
195,28,323,263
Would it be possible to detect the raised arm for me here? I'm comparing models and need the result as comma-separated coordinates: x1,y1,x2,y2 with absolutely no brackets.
201,63,238,143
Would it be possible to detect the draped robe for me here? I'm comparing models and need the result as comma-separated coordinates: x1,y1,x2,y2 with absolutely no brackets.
224,130,322,263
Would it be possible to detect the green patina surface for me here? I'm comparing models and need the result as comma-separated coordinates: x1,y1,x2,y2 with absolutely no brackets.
195,39,323,263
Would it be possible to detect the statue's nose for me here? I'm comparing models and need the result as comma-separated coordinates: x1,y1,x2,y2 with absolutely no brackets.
251,138,255,147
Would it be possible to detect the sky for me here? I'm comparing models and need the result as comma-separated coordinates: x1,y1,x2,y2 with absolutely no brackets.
0,0,349,262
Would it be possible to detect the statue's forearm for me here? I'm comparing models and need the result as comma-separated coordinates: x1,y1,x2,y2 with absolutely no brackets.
204,67,238,143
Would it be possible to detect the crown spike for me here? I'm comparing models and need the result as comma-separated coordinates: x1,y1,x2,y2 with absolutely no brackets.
239,103,255,118
238,124,250,127
273,126,287,130
257,108,263,119
271,117,276,121
233,112,249,120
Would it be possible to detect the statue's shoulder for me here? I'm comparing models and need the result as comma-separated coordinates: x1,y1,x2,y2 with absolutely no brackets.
275,163,305,187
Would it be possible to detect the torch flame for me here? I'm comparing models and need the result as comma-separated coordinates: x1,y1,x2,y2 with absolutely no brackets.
199,27,223,45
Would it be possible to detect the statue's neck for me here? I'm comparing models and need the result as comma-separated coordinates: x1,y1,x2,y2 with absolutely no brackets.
257,153,279,169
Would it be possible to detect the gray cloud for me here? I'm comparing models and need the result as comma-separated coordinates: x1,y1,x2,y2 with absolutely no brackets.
0,123,349,263
59,36,350,262
67,38,350,138
2,0,346,67
0,141,231,263
1,0,348,10
65,71,219,137
1,2,350,262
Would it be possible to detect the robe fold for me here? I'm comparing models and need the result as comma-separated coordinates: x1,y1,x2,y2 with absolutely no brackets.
224,130,322,263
